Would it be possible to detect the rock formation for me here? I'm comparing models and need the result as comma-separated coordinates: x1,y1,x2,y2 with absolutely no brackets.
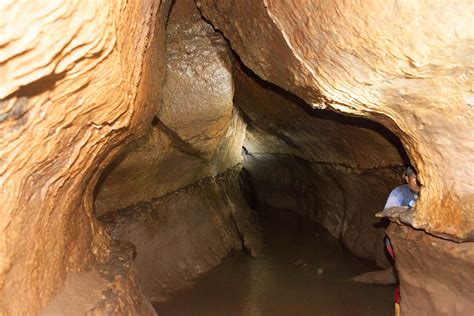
100,168,261,302
388,224,474,315
199,0,474,241
94,0,262,304
197,1,474,313
94,0,241,214
1,0,167,314
234,64,405,266
1,0,473,315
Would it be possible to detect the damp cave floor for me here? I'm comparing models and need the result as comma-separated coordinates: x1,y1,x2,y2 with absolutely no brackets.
154,208,395,316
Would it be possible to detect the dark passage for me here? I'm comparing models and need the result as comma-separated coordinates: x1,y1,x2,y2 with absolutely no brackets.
154,208,394,316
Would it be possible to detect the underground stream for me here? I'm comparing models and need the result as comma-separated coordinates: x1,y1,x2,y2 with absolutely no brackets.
153,207,395,316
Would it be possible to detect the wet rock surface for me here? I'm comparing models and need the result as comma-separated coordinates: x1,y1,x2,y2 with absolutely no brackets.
234,65,404,266
199,0,474,241
92,0,264,304
1,0,472,314
241,153,398,267
94,0,241,215
352,267,398,285
198,2,474,314
99,168,262,303
388,224,474,315
42,240,156,315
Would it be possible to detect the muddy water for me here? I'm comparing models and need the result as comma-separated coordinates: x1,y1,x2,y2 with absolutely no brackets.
154,208,394,316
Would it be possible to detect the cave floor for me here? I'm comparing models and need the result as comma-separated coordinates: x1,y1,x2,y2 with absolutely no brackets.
154,208,395,316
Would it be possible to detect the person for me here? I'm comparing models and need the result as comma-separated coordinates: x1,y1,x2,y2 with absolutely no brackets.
380,165,420,316
383,165,420,213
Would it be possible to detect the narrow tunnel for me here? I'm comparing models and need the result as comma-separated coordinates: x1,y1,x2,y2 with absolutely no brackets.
1,1,473,315
92,2,411,314
146,61,412,315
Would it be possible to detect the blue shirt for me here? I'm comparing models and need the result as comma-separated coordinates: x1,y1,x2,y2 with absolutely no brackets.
384,184,418,209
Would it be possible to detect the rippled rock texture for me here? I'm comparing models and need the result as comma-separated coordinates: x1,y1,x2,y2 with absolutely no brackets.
0,0,165,314
200,0,474,241
199,1,474,314
2,0,473,314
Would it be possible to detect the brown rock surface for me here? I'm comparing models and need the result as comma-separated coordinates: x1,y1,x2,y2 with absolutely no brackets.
198,3,474,313
235,65,403,265
352,267,398,285
94,108,246,215
99,169,262,302
0,0,166,313
42,241,157,315
2,0,472,314
94,0,243,214
388,224,474,315
41,272,108,316
94,0,263,303
199,0,474,241
160,4,234,158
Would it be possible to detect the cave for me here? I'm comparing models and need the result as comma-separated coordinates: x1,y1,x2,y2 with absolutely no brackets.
1,1,473,315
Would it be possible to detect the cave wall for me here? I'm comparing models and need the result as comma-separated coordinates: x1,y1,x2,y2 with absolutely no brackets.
388,224,474,315
93,0,262,303
199,0,474,241
242,153,399,267
0,0,166,314
235,65,403,266
2,0,472,314
1,0,263,312
94,0,243,215
199,1,474,313
100,169,261,302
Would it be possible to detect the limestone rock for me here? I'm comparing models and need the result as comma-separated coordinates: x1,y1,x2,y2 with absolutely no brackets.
235,65,403,266
199,0,474,241
352,267,398,285
198,3,474,313
94,0,243,215
388,224,474,315
41,241,157,316
93,0,263,304
99,169,262,302
0,0,165,313
3,0,472,314
160,5,234,159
